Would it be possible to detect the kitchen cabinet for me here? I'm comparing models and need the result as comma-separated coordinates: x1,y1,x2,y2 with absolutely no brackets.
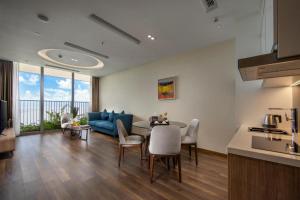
277,0,300,58
228,154,300,200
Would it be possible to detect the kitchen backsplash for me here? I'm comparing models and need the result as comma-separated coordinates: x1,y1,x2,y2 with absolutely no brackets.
292,85,300,133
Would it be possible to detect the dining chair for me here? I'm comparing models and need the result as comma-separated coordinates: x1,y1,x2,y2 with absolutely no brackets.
181,119,200,165
116,119,144,167
149,125,182,183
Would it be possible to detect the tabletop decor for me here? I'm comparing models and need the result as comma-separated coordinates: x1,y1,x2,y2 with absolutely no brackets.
149,112,169,126
158,77,176,100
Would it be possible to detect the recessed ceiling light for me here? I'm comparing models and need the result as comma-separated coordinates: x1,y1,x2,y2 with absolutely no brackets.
37,14,49,23
71,58,78,62
147,35,155,40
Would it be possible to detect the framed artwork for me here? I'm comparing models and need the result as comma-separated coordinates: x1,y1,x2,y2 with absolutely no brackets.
158,77,176,100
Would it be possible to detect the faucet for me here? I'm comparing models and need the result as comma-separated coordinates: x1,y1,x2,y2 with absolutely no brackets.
268,108,298,152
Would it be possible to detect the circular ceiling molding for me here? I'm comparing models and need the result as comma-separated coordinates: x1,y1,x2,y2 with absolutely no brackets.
38,49,104,69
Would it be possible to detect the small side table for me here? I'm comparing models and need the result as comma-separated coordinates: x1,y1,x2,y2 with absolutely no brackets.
69,125,91,142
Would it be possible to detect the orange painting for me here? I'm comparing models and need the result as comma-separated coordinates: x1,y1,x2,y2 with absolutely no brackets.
158,77,176,100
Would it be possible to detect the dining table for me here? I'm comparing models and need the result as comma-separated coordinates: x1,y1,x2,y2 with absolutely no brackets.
133,120,187,130
132,120,187,157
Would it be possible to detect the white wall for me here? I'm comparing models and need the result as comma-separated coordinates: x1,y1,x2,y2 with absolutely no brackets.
100,40,236,153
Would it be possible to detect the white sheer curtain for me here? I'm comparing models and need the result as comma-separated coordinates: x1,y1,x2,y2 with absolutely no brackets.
12,62,20,136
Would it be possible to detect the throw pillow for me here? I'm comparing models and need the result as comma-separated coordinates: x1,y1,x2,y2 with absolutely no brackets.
121,110,125,114
101,109,109,120
108,111,115,122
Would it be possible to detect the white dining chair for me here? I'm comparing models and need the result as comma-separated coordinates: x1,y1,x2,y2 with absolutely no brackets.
116,119,144,167
181,119,199,165
149,125,182,183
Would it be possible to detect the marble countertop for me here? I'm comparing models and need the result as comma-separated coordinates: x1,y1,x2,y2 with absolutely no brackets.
227,125,300,168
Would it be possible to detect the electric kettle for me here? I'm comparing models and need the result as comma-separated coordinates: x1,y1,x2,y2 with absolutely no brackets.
262,114,282,128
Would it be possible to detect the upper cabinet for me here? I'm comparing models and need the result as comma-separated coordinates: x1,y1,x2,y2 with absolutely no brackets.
277,0,300,58
238,0,300,81
261,0,300,58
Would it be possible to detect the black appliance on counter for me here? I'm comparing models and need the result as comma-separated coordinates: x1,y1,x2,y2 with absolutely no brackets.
248,127,288,135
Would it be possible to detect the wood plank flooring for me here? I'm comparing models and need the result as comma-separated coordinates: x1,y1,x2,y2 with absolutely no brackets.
0,132,228,200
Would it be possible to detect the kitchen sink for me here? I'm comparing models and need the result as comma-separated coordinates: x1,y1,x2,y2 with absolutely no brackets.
252,135,300,155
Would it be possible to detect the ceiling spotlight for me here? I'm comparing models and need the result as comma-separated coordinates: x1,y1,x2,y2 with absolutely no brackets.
71,58,78,62
147,35,155,40
37,14,49,23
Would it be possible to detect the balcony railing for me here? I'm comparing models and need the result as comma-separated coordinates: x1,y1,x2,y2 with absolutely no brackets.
20,100,89,126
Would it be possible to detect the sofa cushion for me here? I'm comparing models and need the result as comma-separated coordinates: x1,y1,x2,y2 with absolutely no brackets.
89,120,98,126
108,111,115,122
101,111,109,120
94,120,114,130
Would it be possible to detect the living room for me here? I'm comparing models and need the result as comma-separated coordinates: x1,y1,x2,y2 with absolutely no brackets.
1,0,300,200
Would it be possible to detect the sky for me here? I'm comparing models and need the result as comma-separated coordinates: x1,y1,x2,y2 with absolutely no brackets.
19,71,90,102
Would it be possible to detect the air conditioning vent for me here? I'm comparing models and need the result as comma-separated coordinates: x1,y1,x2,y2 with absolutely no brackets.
201,0,218,12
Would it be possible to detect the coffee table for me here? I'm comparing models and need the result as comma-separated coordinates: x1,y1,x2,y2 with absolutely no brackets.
69,125,91,142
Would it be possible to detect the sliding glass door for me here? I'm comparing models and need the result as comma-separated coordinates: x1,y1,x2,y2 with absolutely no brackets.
18,64,91,134
19,64,41,133
43,68,72,131
74,73,91,118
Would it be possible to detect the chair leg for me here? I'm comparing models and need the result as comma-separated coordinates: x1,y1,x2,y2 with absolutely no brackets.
150,154,154,183
140,144,143,165
123,147,125,159
189,145,192,157
178,154,182,183
62,128,65,134
172,157,176,168
195,143,198,166
118,145,122,167
148,154,150,169
144,136,149,156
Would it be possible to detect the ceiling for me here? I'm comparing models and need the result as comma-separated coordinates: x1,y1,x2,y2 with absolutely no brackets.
0,0,262,77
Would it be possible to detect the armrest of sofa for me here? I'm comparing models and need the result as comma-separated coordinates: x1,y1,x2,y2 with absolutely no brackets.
88,112,102,121
113,114,133,135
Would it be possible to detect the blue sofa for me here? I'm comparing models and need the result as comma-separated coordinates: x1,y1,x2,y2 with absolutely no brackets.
88,111,133,137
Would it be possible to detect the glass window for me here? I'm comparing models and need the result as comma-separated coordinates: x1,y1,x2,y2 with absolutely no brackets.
19,63,41,132
74,73,91,117
43,68,72,129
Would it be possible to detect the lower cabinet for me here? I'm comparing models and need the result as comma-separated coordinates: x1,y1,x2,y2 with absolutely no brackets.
228,154,300,200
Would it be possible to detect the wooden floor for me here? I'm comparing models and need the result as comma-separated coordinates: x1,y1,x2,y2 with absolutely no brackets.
0,131,228,200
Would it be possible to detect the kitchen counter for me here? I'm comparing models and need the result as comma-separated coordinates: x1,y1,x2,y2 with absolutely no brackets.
227,125,300,168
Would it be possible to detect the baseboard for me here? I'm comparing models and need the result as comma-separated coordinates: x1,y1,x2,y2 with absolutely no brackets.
181,145,227,158
20,129,61,136
197,148,227,158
